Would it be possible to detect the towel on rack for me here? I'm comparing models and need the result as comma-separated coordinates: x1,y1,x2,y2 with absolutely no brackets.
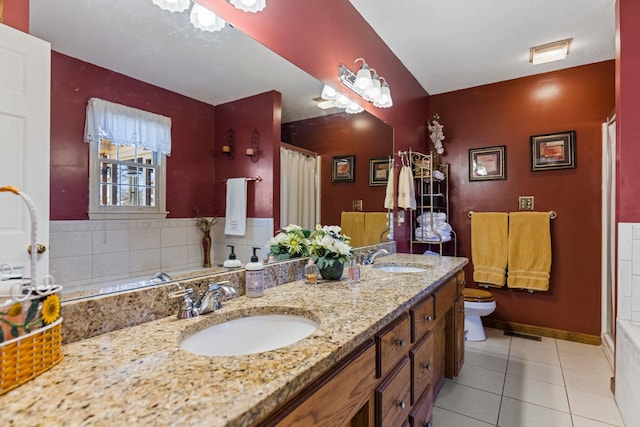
384,161,395,210
341,211,365,248
415,227,451,242
471,212,509,287
507,211,552,291
397,165,416,210
224,178,247,236
416,211,447,224
363,212,390,245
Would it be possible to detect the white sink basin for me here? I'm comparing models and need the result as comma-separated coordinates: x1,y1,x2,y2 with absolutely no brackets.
374,264,428,273
180,314,319,357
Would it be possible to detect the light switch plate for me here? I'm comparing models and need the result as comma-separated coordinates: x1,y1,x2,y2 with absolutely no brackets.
519,196,534,210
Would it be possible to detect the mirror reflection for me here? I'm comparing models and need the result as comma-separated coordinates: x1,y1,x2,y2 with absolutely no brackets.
30,0,393,299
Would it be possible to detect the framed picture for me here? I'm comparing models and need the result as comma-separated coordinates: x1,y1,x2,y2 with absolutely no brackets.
469,146,506,181
369,157,390,186
331,155,356,182
531,130,576,171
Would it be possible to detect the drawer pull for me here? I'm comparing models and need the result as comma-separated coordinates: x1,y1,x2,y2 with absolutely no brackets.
458,308,465,313
459,280,466,286
423,422,431,427
423,314,433,322
422,362,432,371
395,338,406,348
395,399,406,410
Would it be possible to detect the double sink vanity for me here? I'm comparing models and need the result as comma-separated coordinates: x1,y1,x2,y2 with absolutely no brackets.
3,249,467,426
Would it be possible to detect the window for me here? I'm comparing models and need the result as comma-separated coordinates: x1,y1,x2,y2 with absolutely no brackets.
85,98,171,219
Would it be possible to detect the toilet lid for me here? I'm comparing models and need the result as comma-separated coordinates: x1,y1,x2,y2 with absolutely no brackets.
462,288,494,302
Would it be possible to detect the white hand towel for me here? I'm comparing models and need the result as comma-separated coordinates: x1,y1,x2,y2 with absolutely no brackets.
397,165,416,210
224,178,247,236
384,161,395,209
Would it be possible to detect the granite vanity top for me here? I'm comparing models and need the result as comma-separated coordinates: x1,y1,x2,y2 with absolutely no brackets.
2,254,467,426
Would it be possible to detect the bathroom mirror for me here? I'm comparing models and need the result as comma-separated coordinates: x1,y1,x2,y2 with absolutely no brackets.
30,0,393,299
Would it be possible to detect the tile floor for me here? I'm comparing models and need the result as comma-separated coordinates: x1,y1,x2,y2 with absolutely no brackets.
433,328,625,426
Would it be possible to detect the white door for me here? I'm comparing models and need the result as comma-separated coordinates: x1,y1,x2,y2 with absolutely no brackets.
601,117,616,367
0,24,51,284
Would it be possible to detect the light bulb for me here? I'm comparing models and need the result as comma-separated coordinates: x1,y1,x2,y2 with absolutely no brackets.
152,0,190,12
345,102,364,114
336,93,350,108
321,85,337,100
230,0,266,12
190,3,226,32
355,64,372,91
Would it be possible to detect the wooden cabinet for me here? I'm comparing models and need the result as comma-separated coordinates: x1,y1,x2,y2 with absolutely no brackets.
260,268,465,427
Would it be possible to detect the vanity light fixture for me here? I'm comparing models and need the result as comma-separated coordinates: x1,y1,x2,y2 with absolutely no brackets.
222,128,235,159
339,59,393,108
246,128,260,163
229,0,267,13
529,38,572,65
317,84,364,114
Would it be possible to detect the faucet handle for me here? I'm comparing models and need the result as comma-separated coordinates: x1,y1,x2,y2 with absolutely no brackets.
168,288,198,319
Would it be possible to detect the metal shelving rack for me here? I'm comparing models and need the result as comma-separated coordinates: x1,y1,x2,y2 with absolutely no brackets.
408,150,457,256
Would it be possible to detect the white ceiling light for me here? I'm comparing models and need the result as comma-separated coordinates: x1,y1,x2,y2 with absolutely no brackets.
190,2,226,32
339,60,392,109
345,101,364,114
152,0,190,12
229,0,267,13
530,38,572,65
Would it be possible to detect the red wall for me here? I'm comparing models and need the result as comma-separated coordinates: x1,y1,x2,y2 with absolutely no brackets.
50,52,217,219
2,0,28,32
616,0,640,223
213,91,281,225
282,112,393,226
431,61,615,335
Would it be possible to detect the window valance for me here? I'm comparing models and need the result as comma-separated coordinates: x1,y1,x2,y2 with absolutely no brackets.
84,98,172,155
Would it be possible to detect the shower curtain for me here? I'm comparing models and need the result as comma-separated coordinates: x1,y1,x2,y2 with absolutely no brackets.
280,147,319,230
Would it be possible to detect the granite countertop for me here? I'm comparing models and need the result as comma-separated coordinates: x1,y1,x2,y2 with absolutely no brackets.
2,254,467,426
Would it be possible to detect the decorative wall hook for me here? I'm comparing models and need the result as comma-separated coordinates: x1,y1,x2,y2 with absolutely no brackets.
246,128,260,163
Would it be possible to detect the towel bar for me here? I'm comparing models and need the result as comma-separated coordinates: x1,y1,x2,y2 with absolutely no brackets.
467,210,557,219
222,176,262,183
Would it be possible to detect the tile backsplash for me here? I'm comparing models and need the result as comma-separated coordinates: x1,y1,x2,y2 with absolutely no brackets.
50,218,274,293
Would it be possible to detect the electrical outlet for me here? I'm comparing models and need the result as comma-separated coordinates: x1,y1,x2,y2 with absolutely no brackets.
519,196,534,210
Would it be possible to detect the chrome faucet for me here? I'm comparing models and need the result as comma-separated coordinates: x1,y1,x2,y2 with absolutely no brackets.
364,248,390,265
168,281,238,319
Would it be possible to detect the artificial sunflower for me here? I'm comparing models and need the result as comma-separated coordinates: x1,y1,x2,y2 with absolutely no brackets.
41,294,60,324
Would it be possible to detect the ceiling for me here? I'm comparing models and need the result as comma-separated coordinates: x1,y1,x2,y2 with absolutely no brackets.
30,0,616,121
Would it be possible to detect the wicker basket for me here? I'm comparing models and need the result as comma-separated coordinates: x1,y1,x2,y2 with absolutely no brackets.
0,317,63,395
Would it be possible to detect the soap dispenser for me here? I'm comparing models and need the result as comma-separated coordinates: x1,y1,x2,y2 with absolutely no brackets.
223,245,242,269
304,259,320,285
245,247,264,298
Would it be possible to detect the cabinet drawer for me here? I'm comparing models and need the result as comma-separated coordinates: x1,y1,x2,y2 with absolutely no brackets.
435,277,457,320
410,331,433,405
375,356,411,427
410,295,435,343
409,385,433,427
376,312,411,379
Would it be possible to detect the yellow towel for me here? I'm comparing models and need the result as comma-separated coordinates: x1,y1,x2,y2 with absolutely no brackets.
507,212,552,291
363,212,390,246
471,212,509,287
341,212,365,248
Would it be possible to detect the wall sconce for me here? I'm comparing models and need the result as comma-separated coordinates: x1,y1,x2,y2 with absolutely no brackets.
339,58,393,108
246,128,260,163
221,128,235,159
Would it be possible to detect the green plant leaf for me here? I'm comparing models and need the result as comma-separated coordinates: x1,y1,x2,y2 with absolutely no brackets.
25,299,39,324
10,325,19,338
0,328,4,343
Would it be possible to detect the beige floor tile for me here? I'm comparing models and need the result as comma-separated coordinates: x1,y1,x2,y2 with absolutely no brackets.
509,334,557,351
434,380,501,424
452,363,506,394
465,327,511,356
556,339,607,357
503,374,569,412
508,344,561,366
432,407,494,427
559,350,613,377
465,347,509,373
567,388,624,426
562,367,614,397
572,414,623,427
498,397,572,427
507,357,565,386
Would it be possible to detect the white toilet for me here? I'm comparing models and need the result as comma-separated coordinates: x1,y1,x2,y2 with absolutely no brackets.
462,288,496,342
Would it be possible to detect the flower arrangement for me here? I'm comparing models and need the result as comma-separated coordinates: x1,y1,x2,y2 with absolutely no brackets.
267,224,311,261
426,113,445,155
193,207,217,234
308,225,353,269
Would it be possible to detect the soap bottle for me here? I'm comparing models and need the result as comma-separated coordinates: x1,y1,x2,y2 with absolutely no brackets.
304,259,320,285
223,245,242,269
245,247,264,298
349,256,361,283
